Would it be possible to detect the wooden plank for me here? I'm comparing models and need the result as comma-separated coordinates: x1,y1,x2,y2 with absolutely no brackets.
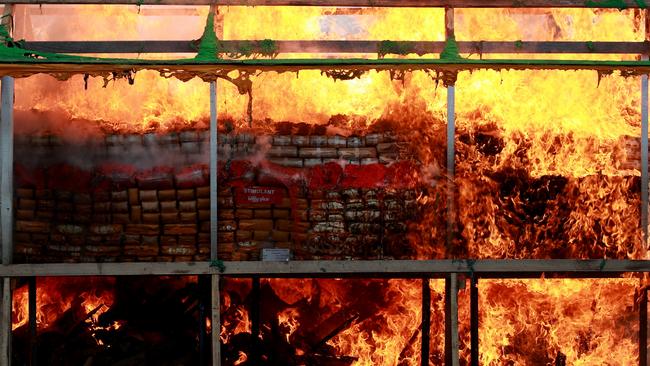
0,260,650,277
0,0,647,8
23,40,648,55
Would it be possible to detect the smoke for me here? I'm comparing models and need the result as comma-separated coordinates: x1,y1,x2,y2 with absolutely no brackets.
15,110,209,172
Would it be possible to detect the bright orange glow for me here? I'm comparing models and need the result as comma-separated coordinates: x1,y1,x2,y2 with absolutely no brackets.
9,6,648,364
12,277,115,332
477,278,639,365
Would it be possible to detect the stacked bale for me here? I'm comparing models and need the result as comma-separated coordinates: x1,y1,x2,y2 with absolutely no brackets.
14,165,211,263
217,131,409,168
14,126,426,263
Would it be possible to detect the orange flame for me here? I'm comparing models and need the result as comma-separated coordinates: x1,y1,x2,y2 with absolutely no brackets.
12,277,115,332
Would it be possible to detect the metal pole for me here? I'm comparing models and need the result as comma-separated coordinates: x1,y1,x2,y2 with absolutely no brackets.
446,85,456,249
470,275,479,366
0,7,15,363
211,275,221,366
445,7,456,251
209,79,222,366
642,62,648,252
421,278,431,366
444,274,460,366
1,75,14,266
209,4,221,361
208,3,222,363
444,8,460,365
210,81,218,261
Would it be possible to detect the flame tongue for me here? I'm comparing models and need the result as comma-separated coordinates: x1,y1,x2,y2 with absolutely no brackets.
12,277,115,334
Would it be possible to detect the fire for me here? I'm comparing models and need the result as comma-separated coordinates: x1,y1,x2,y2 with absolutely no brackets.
327,279,427,366
219,278,445,365
7,4,650,364
219,277,640,365
220,277,252,344
11,277,115,332
477,278,639,365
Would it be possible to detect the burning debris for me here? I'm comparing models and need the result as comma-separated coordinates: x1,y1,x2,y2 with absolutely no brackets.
4,5,649,365
12,277,205,366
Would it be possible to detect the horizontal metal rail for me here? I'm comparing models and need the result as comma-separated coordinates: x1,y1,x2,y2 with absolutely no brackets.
0,260,649,277
23,40,648,54
0,0,646,8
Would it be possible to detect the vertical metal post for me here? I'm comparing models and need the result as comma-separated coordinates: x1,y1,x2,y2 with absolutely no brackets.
421,278,431,366
211,275,221,366
1,76,14,266
0,77,14,366
641,287,648,366
445,7,456,251
0,6,15,365
209,80,222,366
210,4,223,363
446,85,456,248
210,82,218,260
443,8,460,366
640,12,649,365
470,275,479,366
444,274,460,366
642,62,648,252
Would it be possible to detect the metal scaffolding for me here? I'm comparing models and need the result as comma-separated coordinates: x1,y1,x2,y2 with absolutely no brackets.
0,1,648,365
